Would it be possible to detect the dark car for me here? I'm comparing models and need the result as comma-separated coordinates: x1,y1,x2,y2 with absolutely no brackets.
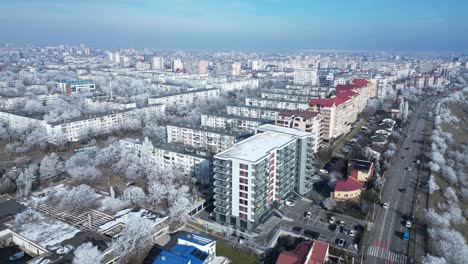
328,224,337,232
304,230,320,239
292,226,302,233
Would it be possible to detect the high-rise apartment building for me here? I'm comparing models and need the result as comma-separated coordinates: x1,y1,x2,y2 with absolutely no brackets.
213,126,316,231
199,60,209,74
151,56,164,70
293,69,318,86
232,62,241,76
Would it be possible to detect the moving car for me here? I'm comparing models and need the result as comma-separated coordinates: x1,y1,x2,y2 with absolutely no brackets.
304,211,312,218
382,202,389,209
406,167,412,171
415,160,421,164
319,169,329,174
401,156,407,160
402,231,410,241
285,200,295,207
328,216,336,224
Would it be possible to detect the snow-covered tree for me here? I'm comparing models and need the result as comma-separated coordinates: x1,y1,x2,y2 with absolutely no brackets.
40,153,64,180
428,175,440,194
51,185,99,212
16,167,36,197
72,242,103,264
107,217,155,262
421,255,447,264
122,186,146,206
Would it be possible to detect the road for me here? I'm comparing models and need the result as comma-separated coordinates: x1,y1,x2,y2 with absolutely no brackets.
364,99,431,264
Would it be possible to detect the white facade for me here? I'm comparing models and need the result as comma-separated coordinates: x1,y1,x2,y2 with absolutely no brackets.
148,88,220,107
172,59,184,71
121,138,212,185
167,124,243,153
245,98,309,110
226,105,280,120
231,62,241,76
201,114,268,132
211,78,259,92
151,56,164,70
293,69,318,85
0,93,60,111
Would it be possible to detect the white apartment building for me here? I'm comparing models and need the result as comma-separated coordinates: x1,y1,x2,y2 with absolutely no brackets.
201,114,270,132
121,137,212,185
147,88,220,107
211,78,259,92
226,105,281,120
135,62,151,71
244,98,309,110
0,93,60,111
275,110,323,151
151,56,164,70
213,128,315,231
85,96,137,111
56,79,96,95
166,124,247,153
260,92,312,103
231,62,241,76
293,69,318,85
172,59,184,71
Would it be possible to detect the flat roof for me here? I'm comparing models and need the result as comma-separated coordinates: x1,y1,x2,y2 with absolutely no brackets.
256,124,315,138
215,131,295,163
148,88,219,99
167,123,247,137
202,113,272,123
246,97,310,105
122,137,212,159
227,105,283,112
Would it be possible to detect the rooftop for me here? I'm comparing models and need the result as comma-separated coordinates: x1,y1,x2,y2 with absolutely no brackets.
256,124,315,138
122,137,213,159
148,88,219,99
215,131,295,163
278,110,320,119
349,159,373,172
179,233,215,246
334,177,363,192
167,123,247,137
202,113,273,123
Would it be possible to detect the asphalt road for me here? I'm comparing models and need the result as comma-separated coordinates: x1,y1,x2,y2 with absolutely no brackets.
364,100,430,264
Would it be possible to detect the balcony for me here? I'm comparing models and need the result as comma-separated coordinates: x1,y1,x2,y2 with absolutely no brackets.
214,187,230,195
213,167,231,175
214,193,230,201
214,200,231,208
213,181,230,189
213,160,231,168
214,207,229,215
213,173,231,182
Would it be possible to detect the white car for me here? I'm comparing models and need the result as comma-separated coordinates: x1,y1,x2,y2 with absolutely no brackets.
285,200,295,207
382,203,389,209
415,160,421,164
406,167,412,171
328,216,336,224
348,230,355,237
304,211,312,218
319,169,329,174
405,220,412,228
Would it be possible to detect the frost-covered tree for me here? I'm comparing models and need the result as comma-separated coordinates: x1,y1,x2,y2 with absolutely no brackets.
107,217,155,263
428,175,440,194
14,208,41,226
40,153,64,180
16,167,36,198
122,186,146,206
72,242,103,264
50,185,99,212
421,255,447,264
65,153,102,183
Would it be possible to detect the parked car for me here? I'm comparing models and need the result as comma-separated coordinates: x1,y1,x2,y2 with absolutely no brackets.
304,211,312,218
348,229,355,237
402,231,410,241
338,220,345,226
328,216,336,224
405,220,412,228
406,167,412,171
337,238,345,247
319,169,329,174
415,160,421,164
382,202,389,209
285,200,295,207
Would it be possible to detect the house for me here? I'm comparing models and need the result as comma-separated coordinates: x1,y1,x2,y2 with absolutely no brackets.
348,159,374,182
333,177,363,201
276,240,329,264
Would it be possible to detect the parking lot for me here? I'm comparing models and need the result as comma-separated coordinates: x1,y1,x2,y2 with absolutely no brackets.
278,199,367,251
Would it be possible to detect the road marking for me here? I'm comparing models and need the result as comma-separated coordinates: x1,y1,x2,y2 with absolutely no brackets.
367,246,407,264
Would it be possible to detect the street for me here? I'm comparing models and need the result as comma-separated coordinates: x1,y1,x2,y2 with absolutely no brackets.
364,99,431,264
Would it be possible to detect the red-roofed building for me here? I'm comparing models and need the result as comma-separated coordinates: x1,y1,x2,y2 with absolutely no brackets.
308,79,370,140
333,177,363,201
275,110,323,150
276,240,329,264
348,159,374,182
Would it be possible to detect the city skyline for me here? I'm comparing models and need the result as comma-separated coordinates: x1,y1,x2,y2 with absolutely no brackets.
1,0,468,52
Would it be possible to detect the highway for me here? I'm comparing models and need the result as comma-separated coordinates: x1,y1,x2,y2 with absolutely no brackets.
364,99,431,264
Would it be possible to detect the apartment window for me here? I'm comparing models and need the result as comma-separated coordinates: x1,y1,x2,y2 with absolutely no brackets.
239,198,248,205
239,178,248,184
239,163,249,170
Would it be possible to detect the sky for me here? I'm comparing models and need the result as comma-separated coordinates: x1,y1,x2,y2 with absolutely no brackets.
1,0,467,52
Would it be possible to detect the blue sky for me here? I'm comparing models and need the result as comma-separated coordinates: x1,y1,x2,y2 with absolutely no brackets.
1,0,467,51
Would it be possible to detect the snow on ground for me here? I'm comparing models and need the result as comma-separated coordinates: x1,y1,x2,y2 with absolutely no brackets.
98,196,129,213
98,208,168,232
6,211,80,248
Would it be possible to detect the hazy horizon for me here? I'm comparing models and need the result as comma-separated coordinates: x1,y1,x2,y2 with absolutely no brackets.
2,0,468,52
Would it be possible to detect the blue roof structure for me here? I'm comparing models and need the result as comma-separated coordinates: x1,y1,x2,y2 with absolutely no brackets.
179,233,214,246
171,245,209,264
152,250,190,264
